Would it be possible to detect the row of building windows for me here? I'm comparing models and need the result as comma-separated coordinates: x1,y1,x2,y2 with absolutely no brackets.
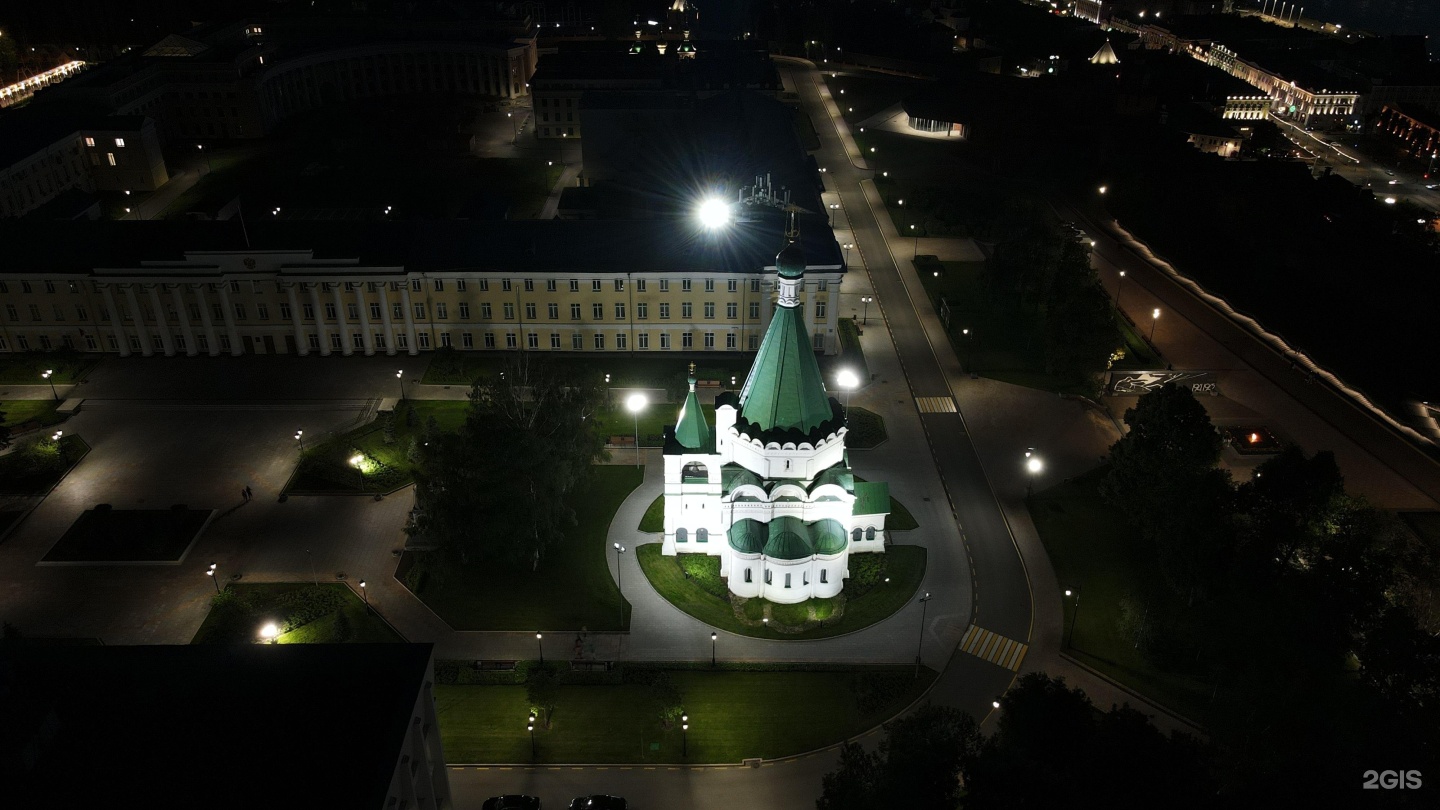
0,330,781,353
738,568,828,587
0,277,799,296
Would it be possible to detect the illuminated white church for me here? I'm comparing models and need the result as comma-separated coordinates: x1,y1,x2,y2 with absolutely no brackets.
661,228,889,604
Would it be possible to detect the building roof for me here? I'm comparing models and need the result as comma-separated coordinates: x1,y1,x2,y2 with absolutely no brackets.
1091,40,1121,65
763,515,813,560
728,518,767,554
674,374,711,451
0,216,842,276
0,643,435,808
811,518,848,555
853,481,891,516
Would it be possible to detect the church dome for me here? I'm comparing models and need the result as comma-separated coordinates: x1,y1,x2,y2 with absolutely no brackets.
763,516,814,560
728,519,767,555
811,519,849,555
776,239,806,279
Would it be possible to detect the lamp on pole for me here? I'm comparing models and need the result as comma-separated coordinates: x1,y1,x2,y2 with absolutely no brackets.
507,111,518,144
915,592,932,679
613,543,627,627
359,579,368,610
1114,270,1126,312
710,632,717,666
42,369,58,401
625,393,648,467
1025,449,1043,497
682,714,689,757
910,224,918,258
527,712,537,758
294,430,304,453
842,242,853,267
259,622,279,644
206,562,220,593
197,143,211,174
536,632,544,664
1064,587,1082,650
836,369,859,424
860,295,872,325
396,369,405,401
1150,307,1161,341
828,203,839,225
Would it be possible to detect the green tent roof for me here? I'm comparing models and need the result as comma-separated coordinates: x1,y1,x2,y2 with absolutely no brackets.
763,516,814,560
853,481,891,516
674,378,711,451
728,519,767,555
737,304,832,434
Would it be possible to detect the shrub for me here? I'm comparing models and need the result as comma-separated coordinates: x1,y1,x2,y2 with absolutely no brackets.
846,554,889,598
680,554,728,599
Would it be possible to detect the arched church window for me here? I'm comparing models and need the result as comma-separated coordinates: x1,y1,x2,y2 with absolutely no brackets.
676,528,688,543
865,527,876,542
851,528,862,542
744,568,752,583
820,569,828,584
765,569,772,585
697,528,709,543
682,462,708,479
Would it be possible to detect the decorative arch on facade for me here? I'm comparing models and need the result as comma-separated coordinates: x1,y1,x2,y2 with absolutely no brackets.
676,527,688,543
681,461,708,479
696,527,709,543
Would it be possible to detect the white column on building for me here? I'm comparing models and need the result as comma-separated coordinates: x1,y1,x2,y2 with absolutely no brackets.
122,284,153,356
215,284,243,356
145,285,176,357
192,284,221,356
286,284,308,356
354,283,375,356
308,284,331,356
377,283,397,356
100,284,131,357
168,284,198,356
398,283,419,355
332,283,353,357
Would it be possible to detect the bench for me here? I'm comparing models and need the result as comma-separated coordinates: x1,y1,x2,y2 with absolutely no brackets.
570,660,614,672
473,660,518,671
609,435,635,446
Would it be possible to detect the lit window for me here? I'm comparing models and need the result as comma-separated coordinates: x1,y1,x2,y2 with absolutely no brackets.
114,138,125,148
106,153,116,166
84,137,95,147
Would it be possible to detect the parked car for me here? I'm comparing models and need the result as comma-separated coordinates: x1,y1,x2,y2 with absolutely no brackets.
483,796,541,810
568,796,627,810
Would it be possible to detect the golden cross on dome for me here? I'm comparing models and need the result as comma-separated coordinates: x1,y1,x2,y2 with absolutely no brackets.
688,362,696,375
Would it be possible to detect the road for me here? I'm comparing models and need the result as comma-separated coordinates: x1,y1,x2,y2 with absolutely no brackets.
1274,117,1440,211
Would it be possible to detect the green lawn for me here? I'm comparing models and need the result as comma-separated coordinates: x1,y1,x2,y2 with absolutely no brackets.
1028,468,1213,721
406,466,640,630
191,582,404,644
284,401,467,494
639,493,665,532
422,352,755,389
0,355,96,385
43,507,211,563
0,434,89,494
596,404,716,448
1,400,66,428
437,667,934,763
637,544,927,640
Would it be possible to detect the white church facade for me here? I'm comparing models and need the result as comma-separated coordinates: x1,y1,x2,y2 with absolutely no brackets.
660,225,889,604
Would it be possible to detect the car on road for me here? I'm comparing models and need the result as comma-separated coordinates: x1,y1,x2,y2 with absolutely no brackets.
569,796,627,810
484,796,541,810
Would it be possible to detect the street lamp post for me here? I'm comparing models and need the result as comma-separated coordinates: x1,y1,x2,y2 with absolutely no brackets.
860,295,872,325
1150,308,1161,341
828,203,839,225
207,562,221,593
682,714,689,757
910,224,918,258
842,243,853,267
1114,270,1126,313
836,370,859,423
710,632,717,666
536,632,544,664
507,111,518,144
396,369,405,401
1025,449,1043,497
259,622,279,644
915,592,933,679
613,543,627,627
527,713,537,758
197,143,211,174
295,430,304,453
360,579,368,610
42,369,58,401
1064,588,1082,650
626,393,648,468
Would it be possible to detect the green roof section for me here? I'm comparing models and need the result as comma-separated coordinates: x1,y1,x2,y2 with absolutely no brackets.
728,519,767,555
674,375,711,451
811,519,849,555
763,516,814,560
738,303,832,434
811,462,855,494
853,481,891,516
722,464,763,495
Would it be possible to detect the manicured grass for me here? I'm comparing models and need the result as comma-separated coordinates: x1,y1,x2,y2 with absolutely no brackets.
595,404,716,448
0,355,96,385
1,400,66,428
437,667,934,763
638,494,665,533
43,507,211,563
845,407,886,449
1029,468,1213,721
407,466,640,630
284,401,467,494
422,352,754,389
637,544,927,640
191,582,404,644
0,434,89,494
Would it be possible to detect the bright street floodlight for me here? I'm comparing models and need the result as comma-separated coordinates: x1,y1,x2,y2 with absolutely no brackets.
626,393,648,413
836,369,860,390
697,198,731,229
259,622,280,643
1026,456,1043,474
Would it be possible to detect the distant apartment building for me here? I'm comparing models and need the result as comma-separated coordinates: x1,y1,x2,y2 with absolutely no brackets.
1201,43,1360,128
0,216,846,357
0,113,168,219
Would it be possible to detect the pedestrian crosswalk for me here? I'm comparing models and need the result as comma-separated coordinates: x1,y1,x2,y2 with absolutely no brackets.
960,624,1028,671
915,396,957,413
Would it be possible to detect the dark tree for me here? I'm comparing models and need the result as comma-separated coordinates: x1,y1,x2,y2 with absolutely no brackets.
1233,446,1344,578
816,702,979,810
1043,241,1118,387
411,354,608,569
817,742,881,810
526,669,559,729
